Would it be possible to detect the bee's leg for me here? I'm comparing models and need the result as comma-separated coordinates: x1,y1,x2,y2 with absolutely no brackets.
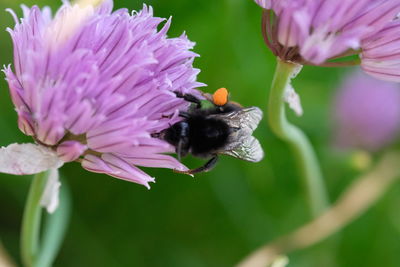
161,113,174,119
162,110,190,120
151,132,161,138
176,122,190,161
174,155,219,175
174,91,202,109
176,138,187,161
178,111,191,118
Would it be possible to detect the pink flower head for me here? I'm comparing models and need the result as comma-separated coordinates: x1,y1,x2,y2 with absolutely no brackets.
254,0,400,68
333,71,400,151
4,0,204,188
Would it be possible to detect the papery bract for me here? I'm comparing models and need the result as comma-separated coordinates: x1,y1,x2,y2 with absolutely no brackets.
40,168,61,213
0,143,63,175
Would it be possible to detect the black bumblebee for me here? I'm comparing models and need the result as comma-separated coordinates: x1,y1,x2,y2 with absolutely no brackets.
153,88,264,175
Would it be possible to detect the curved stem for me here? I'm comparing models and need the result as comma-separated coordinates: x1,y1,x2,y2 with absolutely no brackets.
21,172,48,267
268,59,329,217
237,152,400,267
36,180,71,267
21,171,71,267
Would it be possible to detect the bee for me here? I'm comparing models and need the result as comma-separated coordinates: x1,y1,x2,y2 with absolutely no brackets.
153,88,264,175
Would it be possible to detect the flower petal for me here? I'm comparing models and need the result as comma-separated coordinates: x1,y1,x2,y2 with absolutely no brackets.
82,154,155,188
57,141,87,162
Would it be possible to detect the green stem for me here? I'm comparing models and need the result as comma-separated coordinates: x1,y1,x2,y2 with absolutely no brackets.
268,59,329,216
21,171,71,267
36,181,71,267
21,172,48,267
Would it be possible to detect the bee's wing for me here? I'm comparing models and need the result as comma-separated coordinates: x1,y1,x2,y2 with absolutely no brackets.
211,107,264,162
210,106,263,134
222,135,264,162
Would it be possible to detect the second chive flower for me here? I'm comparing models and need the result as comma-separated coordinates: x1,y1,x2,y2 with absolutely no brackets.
254,0,400,81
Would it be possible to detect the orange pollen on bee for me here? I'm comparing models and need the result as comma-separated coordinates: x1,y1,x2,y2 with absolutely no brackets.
212,88,229,106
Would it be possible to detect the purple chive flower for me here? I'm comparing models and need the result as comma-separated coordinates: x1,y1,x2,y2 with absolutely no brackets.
333,71,400,151
4,0,204,188
254,0,400,68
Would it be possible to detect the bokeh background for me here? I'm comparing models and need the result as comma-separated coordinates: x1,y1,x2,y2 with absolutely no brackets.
1,0,400,266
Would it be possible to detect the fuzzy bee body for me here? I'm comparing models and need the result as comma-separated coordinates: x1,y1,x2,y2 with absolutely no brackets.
154,89,264,174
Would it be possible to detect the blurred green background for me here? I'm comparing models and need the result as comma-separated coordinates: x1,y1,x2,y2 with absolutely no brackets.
1,0,400,266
